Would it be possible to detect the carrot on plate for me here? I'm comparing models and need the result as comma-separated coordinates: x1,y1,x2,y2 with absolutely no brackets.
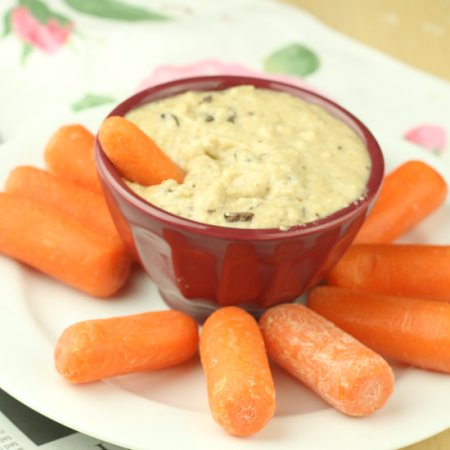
44,124,102,194
199,306,276,436
55,310,199,383
259,303,394,416
98,116,185,186
308,286,450,373
326,243,450,302
353,160,448,244
4,166,123,246
0,192,131,297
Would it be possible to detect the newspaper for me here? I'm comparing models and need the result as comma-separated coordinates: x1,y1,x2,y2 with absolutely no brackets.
0,389,127,450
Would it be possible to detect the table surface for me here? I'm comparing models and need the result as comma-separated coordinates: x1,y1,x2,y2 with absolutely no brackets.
278,0,450,83
277,1,450,449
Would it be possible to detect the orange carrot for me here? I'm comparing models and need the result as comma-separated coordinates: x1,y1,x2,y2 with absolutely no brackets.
199,306,275,436
0,192,131,297
354,160,448,244
98,116,185,186
4,166,123,246
44,124,102,194
259,303,394,416
308,286,450,373
55,310,199,383
326,243,450,302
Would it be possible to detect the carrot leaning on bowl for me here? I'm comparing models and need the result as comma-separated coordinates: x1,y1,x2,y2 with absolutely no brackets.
0,192,131,297
259,303,394,416
98,116,185,186
4,166,123,247
55,310,199,383
308,286,450,373
353,160,448,244
199,306,276,436
44,124,103,194
326,243,450,302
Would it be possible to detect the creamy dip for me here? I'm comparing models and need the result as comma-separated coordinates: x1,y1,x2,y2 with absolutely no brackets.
125,85,371,230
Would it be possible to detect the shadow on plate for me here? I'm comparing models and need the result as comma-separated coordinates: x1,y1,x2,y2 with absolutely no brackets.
106,352,332,416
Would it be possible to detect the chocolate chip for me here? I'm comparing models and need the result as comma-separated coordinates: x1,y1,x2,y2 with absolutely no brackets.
227,107,237,123
224,212,254,222
201,95,213,103
161,113,179,126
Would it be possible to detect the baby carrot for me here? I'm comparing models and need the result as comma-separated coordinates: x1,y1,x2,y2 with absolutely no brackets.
0,192,131,297
308,286,450,373
326,243,450,302
259,303,394,416
44,124,102,194
354,160,448,244
199,306,276,436
4,166,123,246
98,116,185,186
55,310,199,383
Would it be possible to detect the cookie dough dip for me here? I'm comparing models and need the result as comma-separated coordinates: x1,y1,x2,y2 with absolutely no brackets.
124,85,371,230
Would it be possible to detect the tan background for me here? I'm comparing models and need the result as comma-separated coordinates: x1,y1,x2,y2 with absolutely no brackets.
275,1,450,449
277,0,450,82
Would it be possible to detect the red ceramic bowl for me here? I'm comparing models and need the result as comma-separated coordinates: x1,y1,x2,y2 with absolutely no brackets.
95,76,384,323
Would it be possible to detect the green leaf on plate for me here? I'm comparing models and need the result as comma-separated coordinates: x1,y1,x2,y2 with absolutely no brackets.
1,9,13,38
62,0,170,21
18,0,72,26
21,42,33,64
264,43,320,77
71,94,116,112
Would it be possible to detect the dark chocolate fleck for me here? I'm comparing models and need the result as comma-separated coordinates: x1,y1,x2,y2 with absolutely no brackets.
227,107,237,123
224,212,254,223
205,115,214,122
201,95,213,103
161,113,180,126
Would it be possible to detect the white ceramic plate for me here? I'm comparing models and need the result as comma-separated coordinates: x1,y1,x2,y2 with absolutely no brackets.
0,110,450,450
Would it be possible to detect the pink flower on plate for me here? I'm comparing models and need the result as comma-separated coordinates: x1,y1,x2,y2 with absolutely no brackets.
404,125,447,155
11,6,73,54
136,58,328,97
